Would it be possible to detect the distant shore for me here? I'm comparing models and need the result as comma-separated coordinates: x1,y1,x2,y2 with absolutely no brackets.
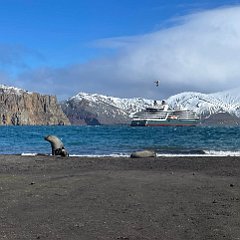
1,155,240,239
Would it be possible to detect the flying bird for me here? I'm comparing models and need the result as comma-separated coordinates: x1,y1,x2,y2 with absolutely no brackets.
154,80,159,87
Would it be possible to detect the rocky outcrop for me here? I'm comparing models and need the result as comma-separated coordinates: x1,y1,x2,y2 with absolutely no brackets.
0,87,70,125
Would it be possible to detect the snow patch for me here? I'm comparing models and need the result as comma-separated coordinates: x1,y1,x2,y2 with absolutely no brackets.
0,84,31,95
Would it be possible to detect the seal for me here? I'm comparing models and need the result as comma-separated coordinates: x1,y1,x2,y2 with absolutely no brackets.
130,150,156,158
44,135,69,157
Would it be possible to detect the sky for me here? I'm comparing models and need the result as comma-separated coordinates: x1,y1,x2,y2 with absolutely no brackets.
1,0,240,100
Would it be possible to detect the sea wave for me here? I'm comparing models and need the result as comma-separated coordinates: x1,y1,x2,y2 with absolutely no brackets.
69,153,130,158
21,153,131,158
156,150,240,157
203,150,240,157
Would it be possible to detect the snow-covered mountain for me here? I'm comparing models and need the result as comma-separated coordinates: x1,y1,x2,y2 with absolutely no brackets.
65,88,240,121
69,92,154,117
167,88,240,117
2,83,240,120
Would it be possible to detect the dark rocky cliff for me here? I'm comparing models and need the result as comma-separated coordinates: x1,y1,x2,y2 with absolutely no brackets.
0,87,70,125
200,112,240,126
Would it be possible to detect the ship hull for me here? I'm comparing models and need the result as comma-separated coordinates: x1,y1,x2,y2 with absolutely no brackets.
130,118,199,127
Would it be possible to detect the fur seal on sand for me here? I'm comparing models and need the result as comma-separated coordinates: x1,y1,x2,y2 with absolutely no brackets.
130,150,156,158
44,135,69,157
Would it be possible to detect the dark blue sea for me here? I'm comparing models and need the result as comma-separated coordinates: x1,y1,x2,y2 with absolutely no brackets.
1,125,240,157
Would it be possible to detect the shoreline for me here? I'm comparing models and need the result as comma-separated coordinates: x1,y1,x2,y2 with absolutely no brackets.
17,150,240,158
1,155,240,239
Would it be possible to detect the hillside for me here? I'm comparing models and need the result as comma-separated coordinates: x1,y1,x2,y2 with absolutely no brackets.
60,92,133,125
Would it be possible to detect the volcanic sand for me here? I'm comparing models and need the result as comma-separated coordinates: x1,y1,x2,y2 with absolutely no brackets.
0,155,240,239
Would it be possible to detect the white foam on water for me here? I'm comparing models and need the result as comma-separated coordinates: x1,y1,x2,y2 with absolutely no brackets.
157,150,240,157
21,153,38,156
69,153,130,158
20,151,240,158
21,153,130,157
203,150,240,157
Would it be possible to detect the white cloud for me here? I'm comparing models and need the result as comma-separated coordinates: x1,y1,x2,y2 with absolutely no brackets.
100,6,240,95
14,6,240,100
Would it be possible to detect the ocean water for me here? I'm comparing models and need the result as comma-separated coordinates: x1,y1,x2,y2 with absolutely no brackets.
1,125,240,157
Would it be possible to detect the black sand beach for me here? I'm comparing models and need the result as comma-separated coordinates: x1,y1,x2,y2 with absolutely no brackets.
1,155,240,239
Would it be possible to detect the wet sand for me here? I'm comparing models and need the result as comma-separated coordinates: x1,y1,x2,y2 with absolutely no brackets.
0,155,240,239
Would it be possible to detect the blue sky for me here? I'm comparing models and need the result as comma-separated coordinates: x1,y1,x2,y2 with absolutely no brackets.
1,0,240,100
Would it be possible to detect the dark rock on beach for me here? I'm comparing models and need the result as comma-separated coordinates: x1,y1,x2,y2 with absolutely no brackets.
1,155,240,239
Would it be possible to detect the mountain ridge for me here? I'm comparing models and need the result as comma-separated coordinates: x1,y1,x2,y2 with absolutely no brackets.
61,88,240,125
1,83,240,125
